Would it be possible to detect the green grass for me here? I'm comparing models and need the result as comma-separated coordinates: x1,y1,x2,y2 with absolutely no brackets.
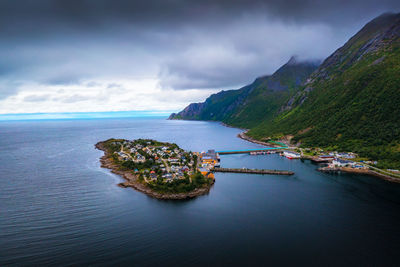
172,14,400,169
247,39,400,168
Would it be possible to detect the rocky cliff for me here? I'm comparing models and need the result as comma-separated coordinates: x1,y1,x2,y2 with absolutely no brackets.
169,56,319,128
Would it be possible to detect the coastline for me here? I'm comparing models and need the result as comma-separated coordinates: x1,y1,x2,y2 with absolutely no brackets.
237,130,289,148
220,122,248,131
318,166,400,184
95,142,214,200
235,127,400,184
103,118,399,186
238,130,274,147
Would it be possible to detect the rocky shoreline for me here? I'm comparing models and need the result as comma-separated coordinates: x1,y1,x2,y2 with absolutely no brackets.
318,166,400,184
237,130,287,147
95,142,214,200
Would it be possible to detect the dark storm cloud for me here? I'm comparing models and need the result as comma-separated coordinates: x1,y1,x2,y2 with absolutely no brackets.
0,0,399,100
1,0,399,32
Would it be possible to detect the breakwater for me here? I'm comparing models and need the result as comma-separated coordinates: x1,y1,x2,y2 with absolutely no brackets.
217,149,285,155
211,167,294,175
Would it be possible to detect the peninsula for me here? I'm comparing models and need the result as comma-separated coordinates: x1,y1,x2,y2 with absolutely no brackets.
96,138,215,200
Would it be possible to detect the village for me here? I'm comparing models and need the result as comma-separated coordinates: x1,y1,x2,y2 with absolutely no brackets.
281,149,374,169
237,132,400,176
244,145,400,180
247,146,370,169
110,139,218,184
276,149,400,180
103,138,400,189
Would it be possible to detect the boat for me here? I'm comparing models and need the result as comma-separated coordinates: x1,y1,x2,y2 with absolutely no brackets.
283,151,301,159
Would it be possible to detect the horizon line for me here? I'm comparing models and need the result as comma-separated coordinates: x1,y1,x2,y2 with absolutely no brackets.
0,110,175,121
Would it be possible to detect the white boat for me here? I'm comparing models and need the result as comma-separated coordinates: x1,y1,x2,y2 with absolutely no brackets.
283,151,301,159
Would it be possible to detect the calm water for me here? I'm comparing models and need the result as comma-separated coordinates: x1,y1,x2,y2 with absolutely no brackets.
1,117,400,266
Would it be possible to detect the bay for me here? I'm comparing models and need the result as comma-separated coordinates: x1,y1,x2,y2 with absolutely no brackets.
1,117,400,266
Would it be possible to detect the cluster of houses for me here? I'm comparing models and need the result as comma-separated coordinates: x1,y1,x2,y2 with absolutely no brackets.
329,158,365,168
306,151,368,169
312,152,356,161
318,153,369,169
282,150,358,162
278,148,370,169
111,140,197,183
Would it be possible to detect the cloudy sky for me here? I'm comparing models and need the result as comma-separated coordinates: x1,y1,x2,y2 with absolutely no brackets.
0,0,399,115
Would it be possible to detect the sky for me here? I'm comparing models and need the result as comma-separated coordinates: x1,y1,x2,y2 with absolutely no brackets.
0,0,399,116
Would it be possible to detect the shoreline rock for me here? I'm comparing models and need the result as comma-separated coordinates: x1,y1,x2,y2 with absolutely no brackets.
237,130,285,147
95,142,214,200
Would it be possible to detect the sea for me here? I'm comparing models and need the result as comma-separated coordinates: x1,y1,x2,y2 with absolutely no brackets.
1,117,400,266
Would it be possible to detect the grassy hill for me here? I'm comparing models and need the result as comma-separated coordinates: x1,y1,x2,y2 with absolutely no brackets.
248,13,400,169
171,13,400,169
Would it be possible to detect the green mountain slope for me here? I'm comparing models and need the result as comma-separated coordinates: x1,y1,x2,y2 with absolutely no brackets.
170,12,400,168
169,56,319,129
248,13,400,168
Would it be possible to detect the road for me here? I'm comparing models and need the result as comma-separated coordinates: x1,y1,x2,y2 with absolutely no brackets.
161,158,171,173
359,162,400,179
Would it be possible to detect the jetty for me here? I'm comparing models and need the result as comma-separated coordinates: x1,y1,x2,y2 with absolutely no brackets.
210,167,294,175
216,147,286,155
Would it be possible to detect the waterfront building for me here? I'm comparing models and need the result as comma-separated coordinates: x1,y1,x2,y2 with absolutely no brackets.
201,149,220,166
332,158,356,167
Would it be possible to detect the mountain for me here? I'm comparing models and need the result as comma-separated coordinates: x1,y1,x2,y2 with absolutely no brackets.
169,56,319,129
248,12,400,168
170,12,400,168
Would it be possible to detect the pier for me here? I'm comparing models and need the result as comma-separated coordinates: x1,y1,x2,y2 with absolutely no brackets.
210,167,294,175
216,147,286,155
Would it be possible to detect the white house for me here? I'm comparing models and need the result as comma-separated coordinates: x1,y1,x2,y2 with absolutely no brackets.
332,158,356,167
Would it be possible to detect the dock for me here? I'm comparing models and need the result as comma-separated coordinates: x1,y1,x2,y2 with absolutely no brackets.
216,148,286,155
210,167,294,175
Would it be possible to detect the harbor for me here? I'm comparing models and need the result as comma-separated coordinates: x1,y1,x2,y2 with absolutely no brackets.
216,147,286,155
200,149,295,176
211,167,294,175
